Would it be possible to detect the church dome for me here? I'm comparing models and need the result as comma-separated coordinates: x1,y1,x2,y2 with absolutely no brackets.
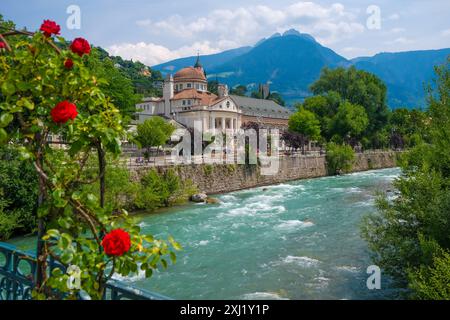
173,66,206,82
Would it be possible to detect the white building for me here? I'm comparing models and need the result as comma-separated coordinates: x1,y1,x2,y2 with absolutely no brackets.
136,57,291,132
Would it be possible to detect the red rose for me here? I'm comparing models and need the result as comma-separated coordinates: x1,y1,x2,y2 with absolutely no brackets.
0,42,5,49
64,59,74,69
101,229,131,257
50,101,78,124
70,37,91,56
40,20,61,37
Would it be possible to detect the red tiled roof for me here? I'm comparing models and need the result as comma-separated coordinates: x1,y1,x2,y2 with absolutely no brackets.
171,89,218,106
173,67,206,82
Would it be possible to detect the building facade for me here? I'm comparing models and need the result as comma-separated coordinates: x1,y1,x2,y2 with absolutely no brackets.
136,58,291,132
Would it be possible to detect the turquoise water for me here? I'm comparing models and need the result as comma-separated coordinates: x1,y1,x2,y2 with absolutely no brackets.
118,168,402,299
8,168,403,300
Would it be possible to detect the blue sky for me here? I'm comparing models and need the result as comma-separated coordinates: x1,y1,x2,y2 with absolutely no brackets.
2,0,450,65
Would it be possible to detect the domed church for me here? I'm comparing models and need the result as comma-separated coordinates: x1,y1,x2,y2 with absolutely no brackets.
136,56,291,132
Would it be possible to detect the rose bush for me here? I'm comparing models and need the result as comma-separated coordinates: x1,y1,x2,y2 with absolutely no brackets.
0,20,181,300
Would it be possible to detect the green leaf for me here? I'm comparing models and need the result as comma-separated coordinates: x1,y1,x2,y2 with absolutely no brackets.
170,252,177,264
61,252,74,264
71,191,82,201
45,229,60,240
21,98,35,110
169,236,182,251
68,139,85,156
37,203,50,218
58,217,72,229
0,113,13,128
144,235,154,243
52,189,68,208
145,268,153,278
17,146,33,160
1,81,16,96
86,193,98,205
0,128,7,144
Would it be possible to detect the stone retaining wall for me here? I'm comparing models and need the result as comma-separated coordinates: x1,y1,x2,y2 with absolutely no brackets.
130,151,399,195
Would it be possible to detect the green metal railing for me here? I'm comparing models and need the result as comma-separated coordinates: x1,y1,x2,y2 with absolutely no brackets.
0,242,171,300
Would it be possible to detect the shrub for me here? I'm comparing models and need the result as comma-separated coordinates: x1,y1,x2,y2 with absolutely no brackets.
0,146,38,238
361,60,450,298
408,247,450,300
0,189,21,240
325,142,355,175
80,157,140,213
203,164,213,176
169,179,198,206
135,168,195,211
226,164,236,174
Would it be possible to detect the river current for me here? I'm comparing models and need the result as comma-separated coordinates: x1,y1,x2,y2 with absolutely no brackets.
9,168,402,299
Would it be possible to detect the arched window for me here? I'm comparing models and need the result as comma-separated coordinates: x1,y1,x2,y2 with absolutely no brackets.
226,101,230,108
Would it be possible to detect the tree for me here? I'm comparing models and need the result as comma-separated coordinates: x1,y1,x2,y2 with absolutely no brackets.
388,108,428,148
86,48,142,121
281,131,307,153
268,92,285,106
250,89,285,106
135,116,175,158
230,85,247,96
96,47,163,97
310,67,389,146
325,142,355,175
288,108,321,153
361,58,450,298
0,145,38,239
329,101,369,145
300,91,341,140
208,79,219,95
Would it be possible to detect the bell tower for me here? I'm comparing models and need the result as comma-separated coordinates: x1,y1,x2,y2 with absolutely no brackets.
163,74,174,117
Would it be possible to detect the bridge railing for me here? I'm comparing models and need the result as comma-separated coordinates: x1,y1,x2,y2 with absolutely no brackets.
0,241,171,300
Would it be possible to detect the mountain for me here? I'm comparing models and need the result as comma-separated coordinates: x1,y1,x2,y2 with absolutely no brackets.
352,48,450,108
151,30,450,108
152,46,252,75
208,30,349,102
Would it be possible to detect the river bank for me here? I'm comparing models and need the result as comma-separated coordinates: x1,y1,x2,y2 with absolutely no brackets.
130,151,400,195
0,151,400,242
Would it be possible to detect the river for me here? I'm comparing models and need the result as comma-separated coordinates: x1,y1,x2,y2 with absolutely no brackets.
8,168,403,300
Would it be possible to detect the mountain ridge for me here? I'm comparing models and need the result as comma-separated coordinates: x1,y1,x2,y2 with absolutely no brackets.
152,30,450,108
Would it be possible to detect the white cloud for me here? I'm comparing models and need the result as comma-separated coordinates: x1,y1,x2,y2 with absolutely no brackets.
387,13,400,20
384,37,414,45
107,41,222,66
441,29,450,37
118,1,365,65
390,27,405,34
338,46,371,59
